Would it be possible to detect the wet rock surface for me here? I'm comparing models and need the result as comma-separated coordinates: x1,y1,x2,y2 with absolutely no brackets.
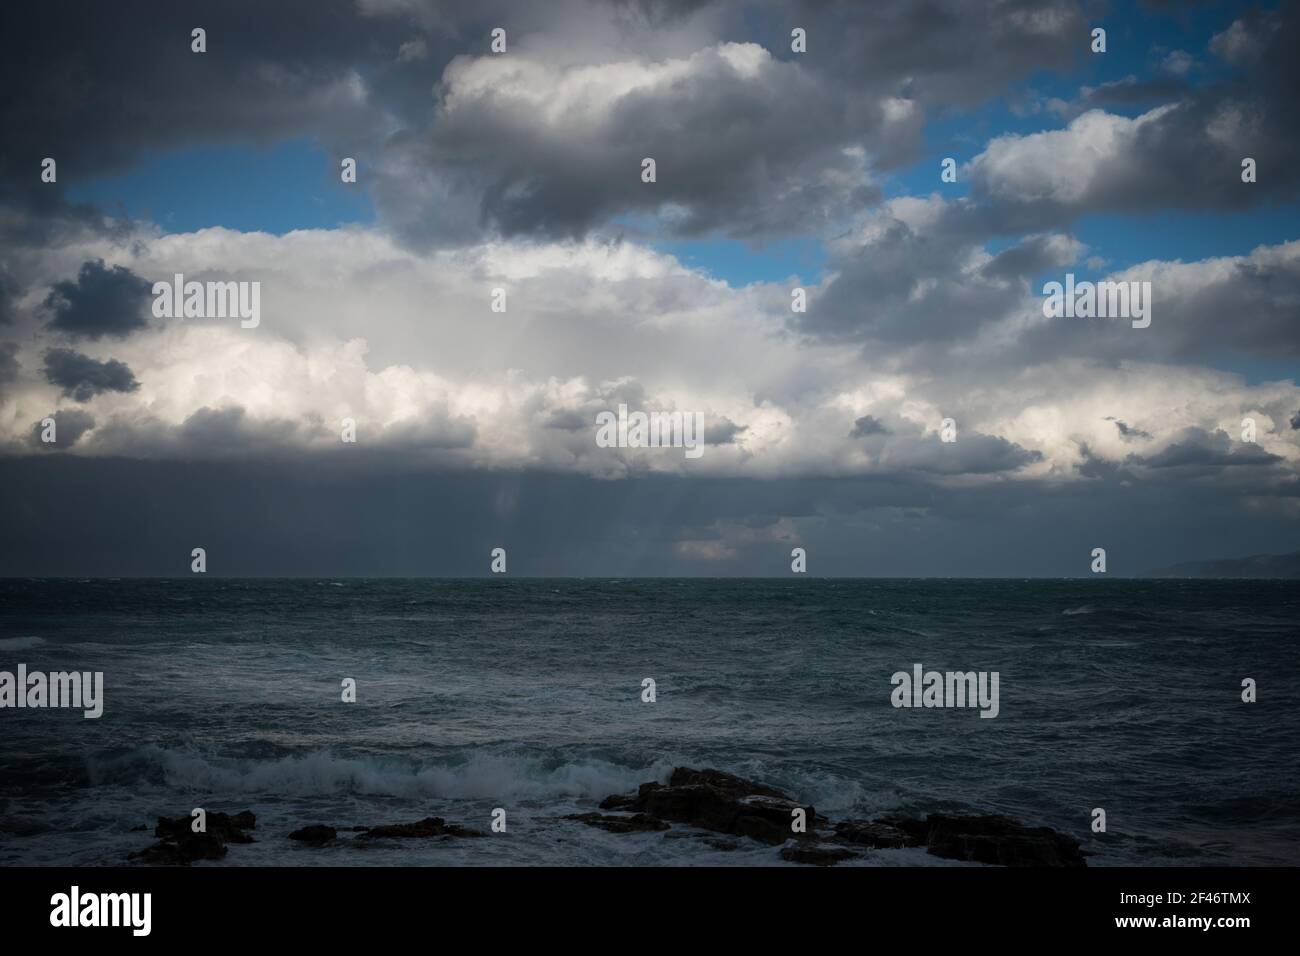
125,769,1085,866
129,810,256,865
599,766,817,845
567,812,670,833
913,813,1086,868
288,825,338,845
780,842,859,866
596,767,1086,867
129,811,485,862
358,817,487,840
834,820,921,849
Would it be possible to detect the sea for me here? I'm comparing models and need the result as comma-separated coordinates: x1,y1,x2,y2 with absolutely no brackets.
1,578,1296,867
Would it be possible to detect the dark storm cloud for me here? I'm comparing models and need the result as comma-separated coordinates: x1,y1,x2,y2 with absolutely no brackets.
42,260,152,340
0,0,1294,580
28,408,95,449
1126,427,1282,471
892,431,1044,476
704,418,747,444
398,46,883,243
532,381,650,437
0,266,18,324
1078,74,1189,107
803,217,1079,346
763,0,1088,108
372,0,1092,244
1025,239,1300,362
42,348,140,401
980,233,1081,282
0,342,19,396
849,415,890,437
5,0,1280,250
543,408,592,432
0,0,408,194
175,407,302,453
1075,442,1123,481
802,192,1299,366
1106,417,1152,441
2,454,1296,577
73,402,479,462
0,0,1095,246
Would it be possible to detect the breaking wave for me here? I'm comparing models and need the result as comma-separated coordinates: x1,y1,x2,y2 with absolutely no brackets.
87,745,673,803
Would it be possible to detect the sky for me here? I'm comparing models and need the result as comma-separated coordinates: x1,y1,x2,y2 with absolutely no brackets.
0,0,1297,576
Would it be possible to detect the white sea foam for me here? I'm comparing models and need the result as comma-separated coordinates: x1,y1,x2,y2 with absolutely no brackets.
89,745,674,802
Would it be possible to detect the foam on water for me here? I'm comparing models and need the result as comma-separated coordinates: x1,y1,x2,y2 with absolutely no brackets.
2,578,1297,866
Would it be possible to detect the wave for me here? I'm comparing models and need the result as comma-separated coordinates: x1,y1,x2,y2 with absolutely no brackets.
1061,605,1095,616
0,636,46,650
86,745,674,803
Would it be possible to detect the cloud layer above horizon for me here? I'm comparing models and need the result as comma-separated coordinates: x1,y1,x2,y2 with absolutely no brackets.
1,0,1297,574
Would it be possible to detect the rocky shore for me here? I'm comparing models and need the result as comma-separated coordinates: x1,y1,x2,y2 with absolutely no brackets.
128,767,1086,867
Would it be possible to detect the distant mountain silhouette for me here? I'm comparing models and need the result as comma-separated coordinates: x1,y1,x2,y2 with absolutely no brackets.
1142,551,1300,578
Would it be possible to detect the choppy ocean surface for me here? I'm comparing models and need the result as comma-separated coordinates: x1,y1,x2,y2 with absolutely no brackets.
1,578,1297,867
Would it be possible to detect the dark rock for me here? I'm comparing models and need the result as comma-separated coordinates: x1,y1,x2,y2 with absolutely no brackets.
359,817,486,839
129,809,256,865
154,810,256,845
876,815,930,844
599,792,638,811
667,767,792,800
595,767,1083,866
567,812,670,833
129,830,228,865
288,825,337,845
834,820,920,849
442,824,487,838
781,842,858,866
597,767,815,846
919,814,1085,867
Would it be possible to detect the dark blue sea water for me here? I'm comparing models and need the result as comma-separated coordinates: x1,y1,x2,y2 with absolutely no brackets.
1,578,1297,866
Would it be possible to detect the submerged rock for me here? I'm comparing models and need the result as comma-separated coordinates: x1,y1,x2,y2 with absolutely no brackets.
288,825,338,845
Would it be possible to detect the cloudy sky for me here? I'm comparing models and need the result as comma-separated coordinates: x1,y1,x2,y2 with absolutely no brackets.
0,0,1297,576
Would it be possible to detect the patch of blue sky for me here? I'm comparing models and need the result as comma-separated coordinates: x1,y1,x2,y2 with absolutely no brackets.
66,138,373,235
